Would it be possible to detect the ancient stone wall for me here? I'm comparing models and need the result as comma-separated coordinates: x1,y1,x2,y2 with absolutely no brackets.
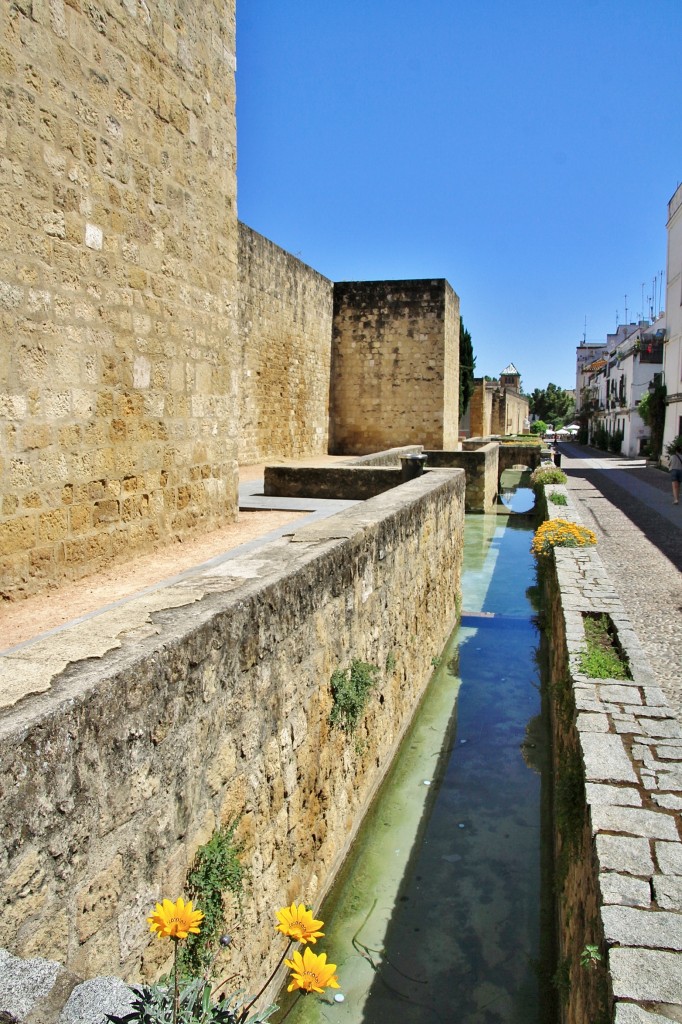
424,446,499,512
539,484,682,1024
470,380,529,437
0,471,465,985
330,279,460,454
469,379,494,438
0,1,239,602
237,225,333,465
501,390,530,434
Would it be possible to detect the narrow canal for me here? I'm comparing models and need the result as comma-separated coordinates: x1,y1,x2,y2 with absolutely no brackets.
278,506,555,1024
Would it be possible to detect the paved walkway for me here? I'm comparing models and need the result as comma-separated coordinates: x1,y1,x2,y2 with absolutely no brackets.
558,442,682,719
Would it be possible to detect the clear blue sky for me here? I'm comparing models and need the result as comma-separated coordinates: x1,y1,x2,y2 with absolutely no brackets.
235,1,682,395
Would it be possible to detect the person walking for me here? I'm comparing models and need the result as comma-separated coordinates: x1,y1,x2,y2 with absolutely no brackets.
669,439,682,505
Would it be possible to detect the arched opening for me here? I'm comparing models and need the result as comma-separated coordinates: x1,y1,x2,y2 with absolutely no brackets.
499,464,535,513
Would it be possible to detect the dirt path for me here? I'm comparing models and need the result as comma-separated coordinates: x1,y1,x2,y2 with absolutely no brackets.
0,507,306,650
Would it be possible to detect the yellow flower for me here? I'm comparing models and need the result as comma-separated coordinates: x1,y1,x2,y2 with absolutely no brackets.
531,518,596,556
275,902,324,944
147,897,204,940
284,947,340,994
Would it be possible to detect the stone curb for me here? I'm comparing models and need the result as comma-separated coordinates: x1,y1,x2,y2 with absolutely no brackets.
0,947,134,1023
543,484,682,1021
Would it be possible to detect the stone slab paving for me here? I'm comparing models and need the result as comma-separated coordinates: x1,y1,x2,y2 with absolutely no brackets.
559,442,682,721
544,467,682,1022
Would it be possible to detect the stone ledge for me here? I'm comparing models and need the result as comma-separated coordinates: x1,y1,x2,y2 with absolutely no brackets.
0,948,134,1024
541,482,682,1021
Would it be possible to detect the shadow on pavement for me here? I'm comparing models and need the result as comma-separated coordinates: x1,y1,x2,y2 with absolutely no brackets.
563,458,682,573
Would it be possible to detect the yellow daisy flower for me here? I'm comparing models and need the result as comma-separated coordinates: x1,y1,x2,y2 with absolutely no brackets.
275,902,324,944
147,897,204,940
284,947,340,994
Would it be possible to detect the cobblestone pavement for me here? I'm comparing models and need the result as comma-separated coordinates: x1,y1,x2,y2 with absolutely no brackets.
559,442,682,720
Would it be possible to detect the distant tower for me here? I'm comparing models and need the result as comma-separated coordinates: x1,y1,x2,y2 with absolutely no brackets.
500,362,521,392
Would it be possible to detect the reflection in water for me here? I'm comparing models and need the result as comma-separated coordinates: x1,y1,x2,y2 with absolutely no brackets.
499,467,535,514
276,515,554,1024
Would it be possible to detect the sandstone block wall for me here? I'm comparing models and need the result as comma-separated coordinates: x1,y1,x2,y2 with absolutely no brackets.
468,379,493,439
469,380,530,438
501,389,530,434
0,470,465,984
425,445,499,512
0,1,239,601
330,279,460,454
237,225,333,465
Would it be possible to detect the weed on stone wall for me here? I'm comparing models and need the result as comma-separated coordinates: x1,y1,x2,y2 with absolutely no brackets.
179,819,245,977
579,613,631,680
330,659,380,733
549,674,575,729
548,492,568,506
554,744,585,888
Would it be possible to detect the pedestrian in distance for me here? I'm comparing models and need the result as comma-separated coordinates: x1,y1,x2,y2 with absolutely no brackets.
668,437,682,505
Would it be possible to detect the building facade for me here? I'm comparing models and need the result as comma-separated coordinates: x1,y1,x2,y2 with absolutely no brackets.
576,343,608,411
663,183,682,453
582,321,664,456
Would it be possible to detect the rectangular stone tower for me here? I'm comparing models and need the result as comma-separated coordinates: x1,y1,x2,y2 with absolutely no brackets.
330,279,460,454
0,2,239,600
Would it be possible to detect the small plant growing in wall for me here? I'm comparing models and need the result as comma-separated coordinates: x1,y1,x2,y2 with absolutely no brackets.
580,944,603,970
548,491,568,506
554,744,585,887
179,819,246,977
330,659,379,733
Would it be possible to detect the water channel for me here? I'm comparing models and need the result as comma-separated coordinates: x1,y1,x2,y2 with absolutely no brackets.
277,487,555,1024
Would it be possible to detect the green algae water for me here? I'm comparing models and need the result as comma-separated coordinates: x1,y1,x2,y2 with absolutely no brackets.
277,512,554,1024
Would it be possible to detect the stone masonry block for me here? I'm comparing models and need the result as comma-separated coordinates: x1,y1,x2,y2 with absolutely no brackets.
656,842,682,875
577,712,610,732
637,718,682,739
602,905,682,950
653,875,682,911
581,732,638,784
609,947,682,1003
0,947,63,1020
591,806,679,841
586,784,642,807
615,1003,682,1024
600,872,651,907
596,835,654,876
60,976,136,1024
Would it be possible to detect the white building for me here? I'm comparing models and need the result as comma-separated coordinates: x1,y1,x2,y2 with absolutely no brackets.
584,321,664,456
663,182,682,453
576,342,608,411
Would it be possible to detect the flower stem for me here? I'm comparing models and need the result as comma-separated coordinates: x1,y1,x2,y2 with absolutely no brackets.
173,939,179,1024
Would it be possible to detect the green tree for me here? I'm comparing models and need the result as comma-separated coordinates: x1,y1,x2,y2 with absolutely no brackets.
638,380,667,459
459,318,476,418
529,383,575,428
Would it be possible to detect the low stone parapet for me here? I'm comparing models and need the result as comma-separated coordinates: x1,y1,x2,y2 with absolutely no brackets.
539,484,682,1023
425,446,499,512
264,464,402,499
0,470,465,996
